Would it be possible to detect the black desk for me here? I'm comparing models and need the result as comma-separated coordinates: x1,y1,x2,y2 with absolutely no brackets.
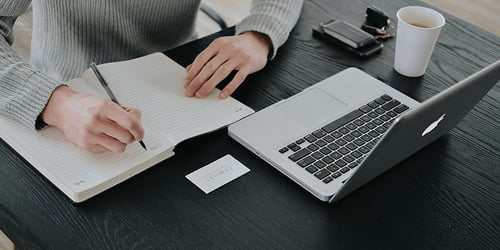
2,0,499,248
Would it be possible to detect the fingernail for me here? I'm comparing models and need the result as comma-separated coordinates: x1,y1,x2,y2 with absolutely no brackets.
219,91,228,99
195,92,204,98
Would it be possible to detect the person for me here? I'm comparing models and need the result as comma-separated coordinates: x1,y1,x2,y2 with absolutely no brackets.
0,1,303,153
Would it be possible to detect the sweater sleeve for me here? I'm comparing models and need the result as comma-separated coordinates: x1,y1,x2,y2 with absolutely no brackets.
0,1,62,129
235,0,303,59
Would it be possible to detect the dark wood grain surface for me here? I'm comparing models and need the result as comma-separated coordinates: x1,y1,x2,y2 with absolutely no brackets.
1,0,499,249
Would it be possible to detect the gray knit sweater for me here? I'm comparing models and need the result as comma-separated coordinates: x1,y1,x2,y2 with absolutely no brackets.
0,0,302,129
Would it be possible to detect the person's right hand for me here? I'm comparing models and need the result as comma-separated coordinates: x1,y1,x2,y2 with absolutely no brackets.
41,85,145,153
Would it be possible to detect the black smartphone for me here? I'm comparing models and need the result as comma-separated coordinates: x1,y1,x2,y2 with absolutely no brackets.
322,20,375,48
312,20,383,57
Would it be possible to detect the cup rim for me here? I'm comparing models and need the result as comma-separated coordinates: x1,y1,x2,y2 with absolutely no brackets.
397,6,445,30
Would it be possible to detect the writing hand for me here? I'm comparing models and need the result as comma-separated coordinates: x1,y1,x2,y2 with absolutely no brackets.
41,86,145,153
184,31,271,99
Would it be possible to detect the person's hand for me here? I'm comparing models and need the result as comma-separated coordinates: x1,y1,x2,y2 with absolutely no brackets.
41,85,145,153
184,31,271,99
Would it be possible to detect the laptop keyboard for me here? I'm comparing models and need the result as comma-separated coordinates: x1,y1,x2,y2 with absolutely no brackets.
278,94,409,184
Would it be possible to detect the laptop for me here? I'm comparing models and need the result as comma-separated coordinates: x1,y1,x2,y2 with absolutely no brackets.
228,60,500,203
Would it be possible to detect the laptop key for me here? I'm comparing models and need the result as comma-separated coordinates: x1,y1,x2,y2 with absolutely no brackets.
343,134,355,142
319,147,332,155
359,146,370,154
321,109,363,133
311,151,324,159
298,156,315,167
367,101,379,109
387,111,398,117
381,94,393,101
335,159,347,167
350,130,362,137
289,148,311,162
375,108,386,114
379,114,390,121
323,176,334,184
307,144,319,152
312,129,327,138
374,97,387,105
305,165,319,173
330,152,342,159
290,145,301,152
323,135,335,143
314,169,331,180
382,100,400,110
346,123,357,130
339,127,350,134
354,139,365,146
332,172,342,178
368,111,378,118
335,138,347,146
346,143,357,150
354,119,364,126
340,167,350,173
322,155,334,164
361,115,371,122
304,134,317,143
331,131,343,138
279,147,289,153
314,160,326,169
359,105,372,113
295,138,305,144
314,139,327,147
350,151,362,158
343,155,355,163
394,104,409,113
338,147,350,154
327,165,339,172
327,143,339,150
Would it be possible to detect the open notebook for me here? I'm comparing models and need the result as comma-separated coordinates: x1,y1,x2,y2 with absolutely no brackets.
0,53,254,203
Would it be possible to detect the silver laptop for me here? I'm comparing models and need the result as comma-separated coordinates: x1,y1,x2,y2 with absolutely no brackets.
228,61,500,203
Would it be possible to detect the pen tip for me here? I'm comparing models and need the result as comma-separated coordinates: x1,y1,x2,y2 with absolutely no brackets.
139,141,147,151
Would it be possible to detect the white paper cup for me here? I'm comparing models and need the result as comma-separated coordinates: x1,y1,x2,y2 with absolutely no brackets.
394,6,445,77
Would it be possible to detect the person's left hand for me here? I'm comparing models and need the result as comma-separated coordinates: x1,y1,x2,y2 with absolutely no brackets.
184,31,271,99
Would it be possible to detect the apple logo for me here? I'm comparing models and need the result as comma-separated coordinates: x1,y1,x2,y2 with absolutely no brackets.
422,113,446,136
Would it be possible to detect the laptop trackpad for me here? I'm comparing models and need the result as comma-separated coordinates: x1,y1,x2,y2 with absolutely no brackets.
278,88,347,127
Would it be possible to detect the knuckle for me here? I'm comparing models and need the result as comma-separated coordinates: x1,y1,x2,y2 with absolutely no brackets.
197,53,209,62
235,72,247,82
200,83,213,94
218,65,230,75
239,51,251,60
189,78,202,89
228,42,240,52
205,61,217,72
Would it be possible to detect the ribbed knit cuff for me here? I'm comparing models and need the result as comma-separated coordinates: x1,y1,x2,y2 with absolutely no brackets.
236,13,289,60
0,1,32,16
7,69,63,129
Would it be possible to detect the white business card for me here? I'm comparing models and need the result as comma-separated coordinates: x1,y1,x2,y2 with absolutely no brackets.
185,154,250,194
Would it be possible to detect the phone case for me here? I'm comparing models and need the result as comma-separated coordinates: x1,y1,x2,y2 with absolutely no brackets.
321,20,375,48
312,23,383,57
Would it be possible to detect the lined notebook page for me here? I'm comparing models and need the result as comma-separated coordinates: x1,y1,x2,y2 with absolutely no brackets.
0,116,173,199
79,53,254,144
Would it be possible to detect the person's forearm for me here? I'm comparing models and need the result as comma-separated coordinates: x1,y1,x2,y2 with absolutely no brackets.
0,13,62,129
